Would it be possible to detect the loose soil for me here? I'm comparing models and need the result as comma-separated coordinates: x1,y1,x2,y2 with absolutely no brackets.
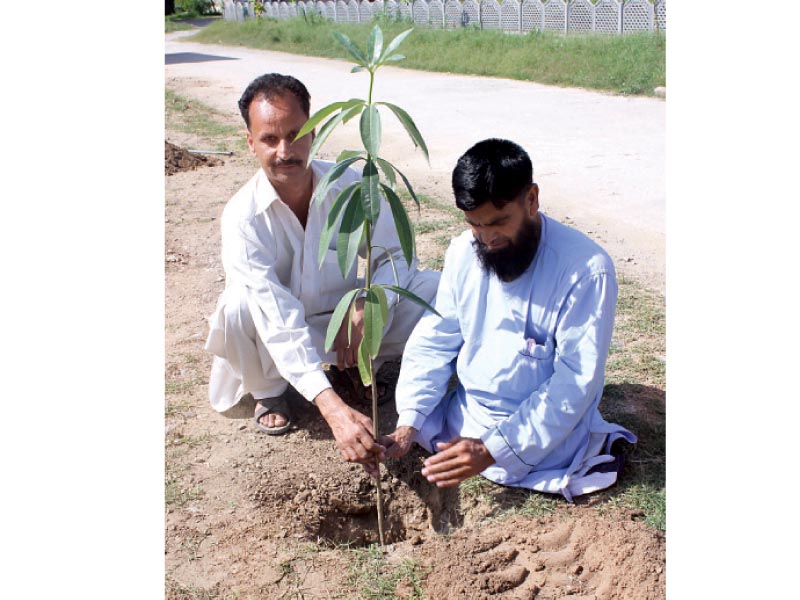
166,141,222,176
165,57,665,598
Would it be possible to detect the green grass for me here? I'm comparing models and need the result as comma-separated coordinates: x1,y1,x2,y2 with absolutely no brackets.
188,17,665,96
342,545,429,600
165,89,245,152
166,579,240,600
166,17,196,33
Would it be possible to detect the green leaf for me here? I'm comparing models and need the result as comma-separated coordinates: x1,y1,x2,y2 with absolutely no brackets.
337,193,366,278
343,107,362,125
296,100,351,141
324,289,360,352
376,102,429,162
310,156,363,208
384,285,442,318
337,149,365,162
382,54,405,63
371,284,390,323
357,339,372,386
307,104,364,165
351,65,366,73
359,104,381,158
375,158,397,191
380,183,415,267
378,28,413,65
367,25,384,66
318,181,359,266
333,31,370,67
363,288,386,358
361,159,382,225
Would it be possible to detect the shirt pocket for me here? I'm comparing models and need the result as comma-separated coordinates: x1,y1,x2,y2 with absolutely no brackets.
499,338,556,400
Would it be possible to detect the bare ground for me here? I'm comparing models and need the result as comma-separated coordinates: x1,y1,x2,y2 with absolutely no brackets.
165,68,665,597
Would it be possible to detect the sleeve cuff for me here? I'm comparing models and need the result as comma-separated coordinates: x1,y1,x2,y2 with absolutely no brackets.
397,408,428,431
480,426,532,480
295,369,334,403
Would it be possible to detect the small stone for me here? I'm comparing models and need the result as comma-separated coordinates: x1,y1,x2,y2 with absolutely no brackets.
534,562,546,572
654,86,666,98
573,565,583,575
238,424,247,431
410,535,422,545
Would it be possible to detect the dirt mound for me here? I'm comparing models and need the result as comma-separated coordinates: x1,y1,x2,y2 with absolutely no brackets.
416,514,665,600
165,141,222,176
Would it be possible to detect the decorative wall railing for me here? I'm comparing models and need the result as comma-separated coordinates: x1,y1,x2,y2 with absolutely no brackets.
222,0,666,34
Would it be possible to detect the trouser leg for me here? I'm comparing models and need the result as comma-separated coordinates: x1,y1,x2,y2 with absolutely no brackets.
205,285,290,418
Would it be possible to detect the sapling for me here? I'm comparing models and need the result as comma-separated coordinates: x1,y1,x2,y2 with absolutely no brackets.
295,24,438,548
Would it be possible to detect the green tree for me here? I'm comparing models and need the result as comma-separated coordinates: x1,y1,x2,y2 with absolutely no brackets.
296,25,437,547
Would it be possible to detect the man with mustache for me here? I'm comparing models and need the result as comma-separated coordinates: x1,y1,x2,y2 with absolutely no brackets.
204,74,439,470
381,138,636,501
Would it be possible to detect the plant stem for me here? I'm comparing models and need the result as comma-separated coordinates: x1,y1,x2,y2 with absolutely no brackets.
364,215,386,549
370,361,385,548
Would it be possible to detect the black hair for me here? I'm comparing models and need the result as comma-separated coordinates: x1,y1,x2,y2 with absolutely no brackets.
238,73,311,129
452,138,533,211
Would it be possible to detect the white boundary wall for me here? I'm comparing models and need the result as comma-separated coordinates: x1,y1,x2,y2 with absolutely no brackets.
224,0,665,35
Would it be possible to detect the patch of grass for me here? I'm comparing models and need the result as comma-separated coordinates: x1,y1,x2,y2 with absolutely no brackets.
166,378,202,395
166,467,204,507
459,475,497,508
181,528,212,561
423,256,444,271
166,396,194,418
459,476,560,522
607,483,665,530
499,491,559,520
342,545,429,600
166,18,196,33
606,278,666,388
165,89,242,150
414,219,451,235
166,579,239,600
168,432,212,449
189,18,665,96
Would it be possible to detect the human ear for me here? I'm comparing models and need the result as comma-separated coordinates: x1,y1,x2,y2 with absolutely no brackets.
526,184,540,216
245,129,256,156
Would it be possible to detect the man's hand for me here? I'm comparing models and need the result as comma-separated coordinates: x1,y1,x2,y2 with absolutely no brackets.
332,298,365,369
314,387,385,467
421,436,496,488
381,426,418,460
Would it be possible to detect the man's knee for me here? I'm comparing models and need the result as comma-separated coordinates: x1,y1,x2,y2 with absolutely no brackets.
219,286,257,337
412,269,441,305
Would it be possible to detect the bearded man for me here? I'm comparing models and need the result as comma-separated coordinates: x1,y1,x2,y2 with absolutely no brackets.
381,138,636,502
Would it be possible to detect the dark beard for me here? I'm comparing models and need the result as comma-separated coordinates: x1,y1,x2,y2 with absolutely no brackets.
473,218,541,282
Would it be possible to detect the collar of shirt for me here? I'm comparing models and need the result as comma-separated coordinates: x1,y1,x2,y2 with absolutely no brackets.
252,161,324,216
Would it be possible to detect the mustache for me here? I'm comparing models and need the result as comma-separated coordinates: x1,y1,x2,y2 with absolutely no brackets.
275,158,303,167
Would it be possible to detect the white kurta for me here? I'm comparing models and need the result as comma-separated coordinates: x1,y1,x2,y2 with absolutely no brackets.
395,214,636,501
205,160,439,416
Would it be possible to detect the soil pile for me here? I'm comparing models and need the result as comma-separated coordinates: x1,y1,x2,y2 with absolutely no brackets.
165,141,222,176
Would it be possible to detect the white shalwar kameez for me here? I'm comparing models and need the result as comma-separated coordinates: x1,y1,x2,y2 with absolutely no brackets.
395,214,637,501
204,160,440,417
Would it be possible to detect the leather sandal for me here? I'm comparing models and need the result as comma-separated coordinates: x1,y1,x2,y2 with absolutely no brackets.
253,396,292,436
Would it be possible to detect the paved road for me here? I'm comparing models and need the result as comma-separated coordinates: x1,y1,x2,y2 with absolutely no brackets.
165,30,665,292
